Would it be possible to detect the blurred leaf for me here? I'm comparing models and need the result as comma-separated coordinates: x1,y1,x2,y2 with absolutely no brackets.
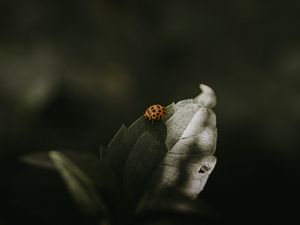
20,151,55,170
22,149,118,220
48,151,116,221
48,151,106,216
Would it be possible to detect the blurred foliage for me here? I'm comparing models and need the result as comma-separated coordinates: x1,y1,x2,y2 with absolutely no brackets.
21,86,217,225
0,0,299,225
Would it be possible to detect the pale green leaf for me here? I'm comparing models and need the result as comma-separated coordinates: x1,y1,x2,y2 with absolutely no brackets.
49,151,114,218
105,104,176,187
147,84,217,199
123,131,168,208
121,84,218,209
20,151,55,170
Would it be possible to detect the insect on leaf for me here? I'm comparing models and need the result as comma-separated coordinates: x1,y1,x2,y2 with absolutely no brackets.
120,84,218,210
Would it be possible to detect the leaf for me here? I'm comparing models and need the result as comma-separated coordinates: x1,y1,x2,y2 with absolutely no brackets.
48,151,117,219
21,83,218,222
21,149,99,171
123,131,168,208
149,106,217,199
20,151,55,170
119,84,217,209
105,104,176,188
105,124,128,186
164,101,200,149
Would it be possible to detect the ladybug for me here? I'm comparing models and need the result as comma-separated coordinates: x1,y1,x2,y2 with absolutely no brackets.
144,104,167,122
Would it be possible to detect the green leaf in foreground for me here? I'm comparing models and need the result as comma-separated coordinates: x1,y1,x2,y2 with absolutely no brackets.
20,151,55,170
49,151,110,219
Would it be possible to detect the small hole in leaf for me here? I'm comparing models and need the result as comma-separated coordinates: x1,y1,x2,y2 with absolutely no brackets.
199,165,210,173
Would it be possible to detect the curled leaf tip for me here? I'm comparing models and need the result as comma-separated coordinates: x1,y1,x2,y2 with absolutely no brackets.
194,84,217,108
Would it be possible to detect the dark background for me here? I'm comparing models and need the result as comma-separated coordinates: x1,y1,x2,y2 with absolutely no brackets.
0,0,299,225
